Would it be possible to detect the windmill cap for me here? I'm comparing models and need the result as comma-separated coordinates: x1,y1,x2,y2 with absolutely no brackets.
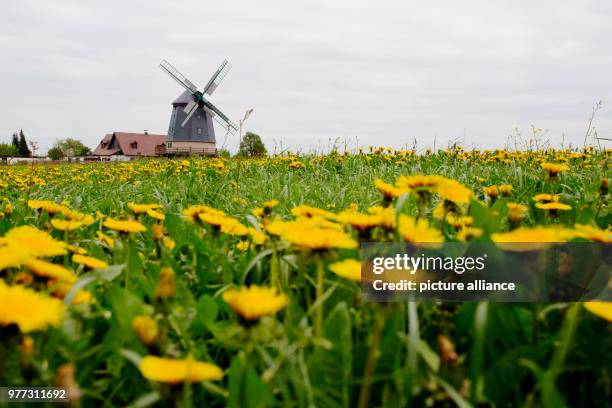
172,89,194,106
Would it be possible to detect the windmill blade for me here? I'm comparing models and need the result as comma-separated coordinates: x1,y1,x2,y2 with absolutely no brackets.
203,59,232,96
213,114,238,135
159,59,198,93
181,103,198,127
183,100,197,113
204,100,238,134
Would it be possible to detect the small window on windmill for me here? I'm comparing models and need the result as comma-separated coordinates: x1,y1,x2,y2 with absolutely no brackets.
131,141,138,149
197,128,203,135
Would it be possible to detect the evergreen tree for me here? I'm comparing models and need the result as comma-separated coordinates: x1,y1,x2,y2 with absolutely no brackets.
11,132,19,150
18,129,31,157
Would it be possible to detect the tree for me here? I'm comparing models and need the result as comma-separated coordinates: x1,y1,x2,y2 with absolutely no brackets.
238,132,267,157
53,138,91,157
11,132,19,150
47,146,65,160
0,143,18,157
218,148,231,159
18,130,31,157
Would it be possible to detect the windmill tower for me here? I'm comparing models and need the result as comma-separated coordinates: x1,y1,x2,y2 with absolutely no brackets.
159,59,238,155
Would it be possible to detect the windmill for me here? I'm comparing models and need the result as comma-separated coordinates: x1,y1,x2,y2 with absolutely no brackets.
159,59,238,155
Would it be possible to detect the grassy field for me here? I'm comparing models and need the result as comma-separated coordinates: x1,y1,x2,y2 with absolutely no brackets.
0,147,610,407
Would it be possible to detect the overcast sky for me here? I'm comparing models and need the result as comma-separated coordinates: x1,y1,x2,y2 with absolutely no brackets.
1,0,611,154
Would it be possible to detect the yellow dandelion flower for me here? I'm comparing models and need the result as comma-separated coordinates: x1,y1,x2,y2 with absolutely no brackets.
222,285,288,321
483,185,499,199
583,302,612,323
263,200,279,209
398,215,444,247
533,194,560,203
373,179,407,200
329,259,361,282
103,218,147,233
499,184,513,196
277,222,357,250
507,203,529,222
127,203,162,214
27,200,67,214
24,258,76,283
337,210,383,231
72,254,108,270
252,207,265,218
139,356,223,384
438,213,473,230
50,219,84,231
219,218,249,236
182,205,225,223
541,162,569,177
0,281,65,332
367,205,396,229
146,209,165,221
96,231,115,248
2,225,67,257
60,208,95,225
291,205,336,220
456,227,484,241
248,227,267,245
155,267,176,299
197,212,227,228
395,175,442,190
67,245,88,255
0,245,30,270
491,226,577,251
535,202,572,211
435,179,473,204
160,236,175,250
236,241,251,251
574,224,611,243
151,224,164,240
132,315,159,346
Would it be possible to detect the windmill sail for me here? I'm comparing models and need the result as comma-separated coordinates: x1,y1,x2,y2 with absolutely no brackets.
181,103,199,127
160,60,198,93
204,102,238,135
183,100,197,113
203,59,232,96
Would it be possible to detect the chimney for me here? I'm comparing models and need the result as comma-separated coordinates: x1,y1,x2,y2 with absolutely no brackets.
144,130,149,135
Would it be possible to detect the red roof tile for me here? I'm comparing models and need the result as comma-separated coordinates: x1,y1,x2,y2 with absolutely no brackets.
93,132,166,156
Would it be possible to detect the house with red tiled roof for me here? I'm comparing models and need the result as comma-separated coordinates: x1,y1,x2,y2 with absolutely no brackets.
92,132,166,158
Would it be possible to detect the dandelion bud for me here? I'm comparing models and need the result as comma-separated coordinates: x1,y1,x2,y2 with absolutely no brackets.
162,237,175,250
21,335,35,357
132,315,159,346
507,203,528,229
600,179,609,196
155,267,176,299
483,186,499,203
152,224,164,240
4,203,13,215
499,184,513,197
54,364,81,403
438,335,458,364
